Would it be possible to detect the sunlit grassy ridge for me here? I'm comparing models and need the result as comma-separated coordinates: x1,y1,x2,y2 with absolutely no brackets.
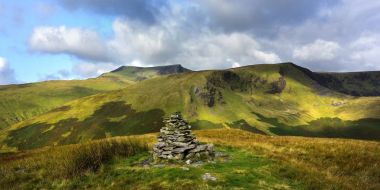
0,64,189,131
0,77,130,130
1,129,379,189
1,63,380,151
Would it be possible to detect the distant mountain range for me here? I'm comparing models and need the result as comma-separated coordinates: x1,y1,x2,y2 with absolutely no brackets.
1,62,380,151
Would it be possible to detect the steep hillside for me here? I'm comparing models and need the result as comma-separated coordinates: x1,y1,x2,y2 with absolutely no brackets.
2,63,380,151
0,64,191,130
0,78,128,130
291,64,380,96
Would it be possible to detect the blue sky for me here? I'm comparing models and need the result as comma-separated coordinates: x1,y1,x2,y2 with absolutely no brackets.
0,0,380,84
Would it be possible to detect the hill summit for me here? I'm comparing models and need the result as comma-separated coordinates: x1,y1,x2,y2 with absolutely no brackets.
101,64,191,82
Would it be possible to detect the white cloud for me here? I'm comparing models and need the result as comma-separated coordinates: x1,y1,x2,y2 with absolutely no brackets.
0,57,16,85
107,19,280,70
29,26,108,61
293,39,340,61
107,19,180,65
31,18,281,72
173,32,281,70
72,62,116,78
229,59,241,68
348,34,380,69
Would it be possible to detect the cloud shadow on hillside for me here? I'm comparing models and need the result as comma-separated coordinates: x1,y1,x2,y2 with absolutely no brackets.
5,101,165,150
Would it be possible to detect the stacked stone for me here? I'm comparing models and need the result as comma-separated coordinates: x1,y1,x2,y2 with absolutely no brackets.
153,112,214,162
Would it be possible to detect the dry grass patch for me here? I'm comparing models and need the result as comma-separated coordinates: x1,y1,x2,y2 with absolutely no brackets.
195,129,380,190
0,136,149,188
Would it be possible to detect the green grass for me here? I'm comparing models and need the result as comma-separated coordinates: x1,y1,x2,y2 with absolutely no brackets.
0,144,306,190
66,147,305,190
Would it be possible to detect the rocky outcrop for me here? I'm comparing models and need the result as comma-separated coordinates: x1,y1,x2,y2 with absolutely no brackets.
153,112,214,163
197,84,224,107
207,71,253,92
267,76,286,94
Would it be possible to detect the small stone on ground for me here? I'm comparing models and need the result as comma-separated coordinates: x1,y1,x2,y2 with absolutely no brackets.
202,173,217,181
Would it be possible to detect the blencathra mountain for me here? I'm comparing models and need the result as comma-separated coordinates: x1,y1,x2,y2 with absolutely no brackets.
1,63,379,151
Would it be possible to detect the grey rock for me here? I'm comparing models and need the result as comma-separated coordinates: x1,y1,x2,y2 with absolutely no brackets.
202,173,217,181
172,141,189,147
161,151,172,155
172,147,188,153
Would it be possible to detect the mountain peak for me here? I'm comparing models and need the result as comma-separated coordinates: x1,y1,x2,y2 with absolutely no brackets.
103,64,192,82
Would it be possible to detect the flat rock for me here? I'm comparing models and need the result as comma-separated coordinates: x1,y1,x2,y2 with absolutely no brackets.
202,173,217,181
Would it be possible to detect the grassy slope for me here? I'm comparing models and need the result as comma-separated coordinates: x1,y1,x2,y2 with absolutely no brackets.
2,63,380,151
0,64,190,130
1,129,379,189
0,77,130,130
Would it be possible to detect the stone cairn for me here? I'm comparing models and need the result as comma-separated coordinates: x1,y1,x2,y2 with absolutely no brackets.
153,112,214,163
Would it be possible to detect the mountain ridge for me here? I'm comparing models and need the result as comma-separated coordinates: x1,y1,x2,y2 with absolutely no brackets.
0,64,191,130
1,62,380,151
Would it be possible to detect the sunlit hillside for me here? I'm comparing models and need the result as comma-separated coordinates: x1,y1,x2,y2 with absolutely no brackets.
1,63,379,152
0,64,190,130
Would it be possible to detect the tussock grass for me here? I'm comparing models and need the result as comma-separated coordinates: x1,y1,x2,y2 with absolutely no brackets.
195,129,380,190
0,136,148,188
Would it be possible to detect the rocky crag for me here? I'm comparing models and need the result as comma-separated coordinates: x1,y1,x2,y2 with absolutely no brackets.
153,112,214,163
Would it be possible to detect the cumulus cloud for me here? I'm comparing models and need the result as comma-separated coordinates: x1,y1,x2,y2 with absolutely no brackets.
0,57,16,85
107,19,281,70
171,32,281,69
29,26,108,61
28,0,380,74
107,19,180,65
293,39,341,61
30,18,281,71
348,34,380,69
